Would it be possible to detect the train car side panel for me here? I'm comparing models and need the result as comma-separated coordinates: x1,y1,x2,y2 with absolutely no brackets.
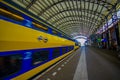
0,20,75,52
11,50,73,80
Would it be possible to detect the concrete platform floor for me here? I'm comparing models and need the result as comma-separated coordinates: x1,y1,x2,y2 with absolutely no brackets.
32,46,120,80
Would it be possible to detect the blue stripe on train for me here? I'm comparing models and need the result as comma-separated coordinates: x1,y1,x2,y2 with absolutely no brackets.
0,46,74,80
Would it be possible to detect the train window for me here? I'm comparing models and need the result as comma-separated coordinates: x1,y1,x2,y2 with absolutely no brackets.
68,47,71,52
69,46,74,51
62,47,67,54
68,46,72,51
32,22,48,31
0,54,22,79
0,8,23,22
32,50,49,65
52,48,60,58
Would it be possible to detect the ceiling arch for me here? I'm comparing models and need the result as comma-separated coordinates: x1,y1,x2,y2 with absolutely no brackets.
5,0,118,38
61,26,82,33
54,16,100,26
61,26,82,34
51,15,102,24
45,9,105,21
38,0,113,16
57,19,98,29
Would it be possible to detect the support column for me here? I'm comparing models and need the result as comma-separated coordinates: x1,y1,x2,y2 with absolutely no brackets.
112,11,118,50
105,16,110,49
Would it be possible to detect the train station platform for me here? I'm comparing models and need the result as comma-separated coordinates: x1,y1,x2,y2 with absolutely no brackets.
32,47,120,80
0,0,120,80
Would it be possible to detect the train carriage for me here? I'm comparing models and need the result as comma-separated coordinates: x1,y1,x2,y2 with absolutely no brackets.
0,7,79,80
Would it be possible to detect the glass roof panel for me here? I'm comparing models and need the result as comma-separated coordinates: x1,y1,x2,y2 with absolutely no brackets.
8,0,119,37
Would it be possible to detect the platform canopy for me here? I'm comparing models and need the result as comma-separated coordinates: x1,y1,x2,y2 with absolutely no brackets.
2,0,119,37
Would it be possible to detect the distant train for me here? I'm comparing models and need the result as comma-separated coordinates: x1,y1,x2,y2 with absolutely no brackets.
0,7,79,80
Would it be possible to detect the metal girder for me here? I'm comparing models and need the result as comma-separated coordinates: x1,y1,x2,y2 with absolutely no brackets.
60,24,92,34
62,28,80,34
60,22,96,29
45,9,105,21
26,0,37,9
51,14,101,24
57,19,98,29
87,0,104,35
62,27,81,32
38,0,113,16
61,26,85,35
89,0,118,34
61,26,82,31
59,22,83,29
53,15,100,26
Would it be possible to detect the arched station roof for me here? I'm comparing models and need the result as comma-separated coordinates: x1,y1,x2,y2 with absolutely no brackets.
1,0,119,38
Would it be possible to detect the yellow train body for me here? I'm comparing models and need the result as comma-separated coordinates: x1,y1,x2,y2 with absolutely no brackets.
0,20,75,52
0,20,77,80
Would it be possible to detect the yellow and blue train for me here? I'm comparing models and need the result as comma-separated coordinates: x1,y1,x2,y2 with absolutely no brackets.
0,2,79,80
